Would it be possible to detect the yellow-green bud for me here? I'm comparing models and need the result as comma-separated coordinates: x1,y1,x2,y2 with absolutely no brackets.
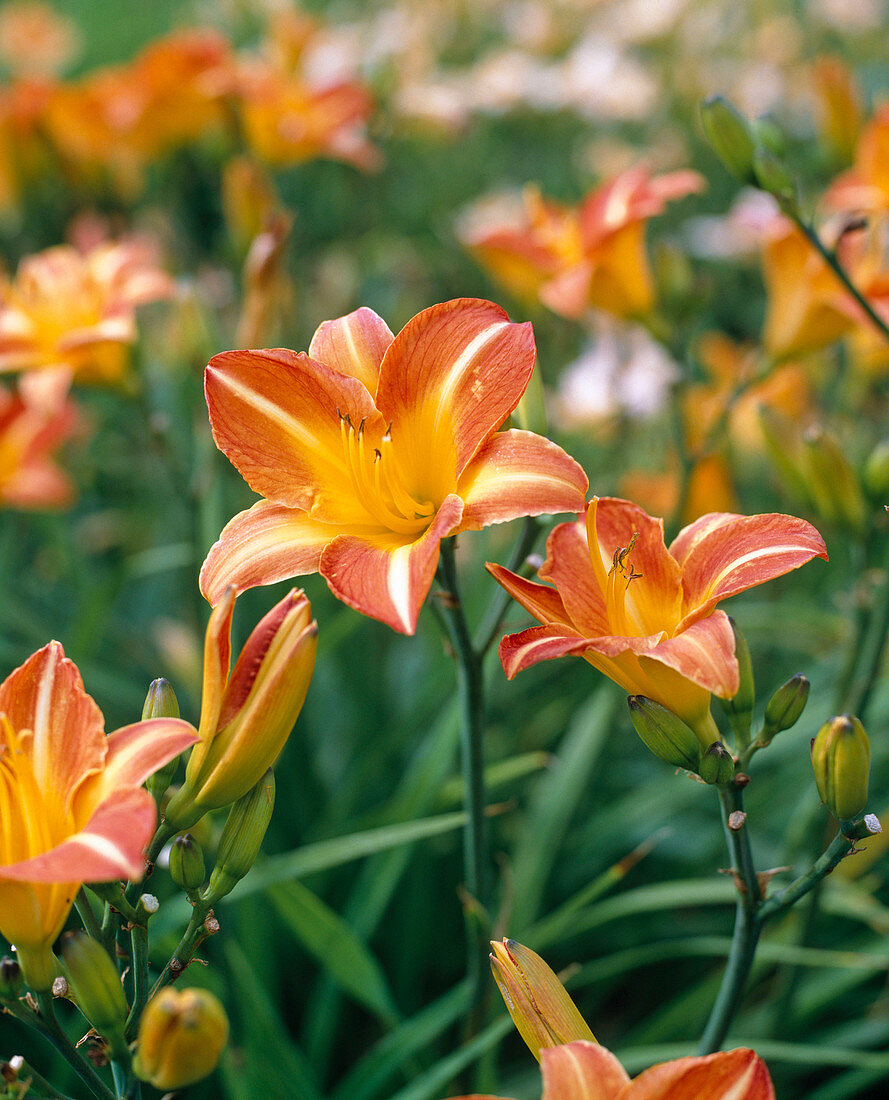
627,696,703,772
752,150,798,211
206,770,275,901
700,96,757,183
489,939,595,1061
169,834,206,894
133,987,229,1091
59,932,128,1055
812,715,870,822
144,678,182,803
0,956,22,1000
762,674,809,741
863,440,889,499
699,741,735,785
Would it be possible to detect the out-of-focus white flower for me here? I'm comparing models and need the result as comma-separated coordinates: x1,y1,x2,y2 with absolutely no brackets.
685,189,779,260
809,0,886,33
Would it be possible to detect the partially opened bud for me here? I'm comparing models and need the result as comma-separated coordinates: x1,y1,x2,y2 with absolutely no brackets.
812,715,870,822
762,674,809,742
627,696,703,772
490,939,595,1061
59,932,128,1056
700,96,757,183
206,771,275,902
134,987,228,1091
165,589,316,831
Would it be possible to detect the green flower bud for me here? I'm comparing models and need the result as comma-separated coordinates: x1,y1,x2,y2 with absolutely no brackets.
59,932,128,1055
751,150,798,211
752,114,787,158
762,674,809,741
627,696,703,772
144,678,182,804
134,987,229,1091
0,956,22,1000
812,715,870,822
169,834,206,895
863,440,889,499
700,96,757,183
721,618,754,745
699,741,735,785
206,770,275,902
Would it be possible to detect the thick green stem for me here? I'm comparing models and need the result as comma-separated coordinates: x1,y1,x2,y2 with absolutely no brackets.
30,991,117,1100
148,902,218,1000
757,831,852,923
435,538,491,1009
125,923,150,1037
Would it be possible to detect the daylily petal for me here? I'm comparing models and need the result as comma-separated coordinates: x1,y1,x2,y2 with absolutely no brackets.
457,429,588,530
639,611,739,700
205,346,381,518
320,494,464,634
539,516,610,637
81,718,198,808
499,623,591,679
0,787,156,884
621,1048,775,1100
375,299,536,491
542,1041,630,1100
199,499,337,606
0,641,104,809
670,512,828,623
308,306,394,397
485,564,572,627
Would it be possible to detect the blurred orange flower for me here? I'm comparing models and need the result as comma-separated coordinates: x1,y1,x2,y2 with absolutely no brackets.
0,77,54,211
447,1040,774,1100
620,454,737,528
0,641,196,989
0,383,79,509
0,239,173,401
461,167,704,321
826,103,889,214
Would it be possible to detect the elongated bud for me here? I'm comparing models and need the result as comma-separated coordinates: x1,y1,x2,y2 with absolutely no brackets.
134,987,229,1091
812,715,870,822
762,674,809,742
627,696,703,771
205,771,275,902
144,678,181,804
863,440,889,499
722,619,754,745
0,956,22,1000
752,150,798,212
801,426,867,532
700,96,757,183
59,932,128,1056
699,742,735,785
490,939,595,1061
169,834,206,895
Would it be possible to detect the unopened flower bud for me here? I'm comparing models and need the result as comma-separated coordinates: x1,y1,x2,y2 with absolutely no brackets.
863,440,889,499
700,96,757,183
751,114,787,158
206,771,275,902
801,426,867,532
699,741,735,785
812,715,870,822
722,619,754,745
627,696,703,772
490,939,595,1061
169,834,206,895
134,987,229,1091
0,956,22,999
144,678,181,803
752,150,798,211
762,674,809,741
59,932,128,1056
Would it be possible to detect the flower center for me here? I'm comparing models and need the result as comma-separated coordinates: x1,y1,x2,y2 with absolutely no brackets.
338,411,435,536
605,531,646,636
0,715,69,867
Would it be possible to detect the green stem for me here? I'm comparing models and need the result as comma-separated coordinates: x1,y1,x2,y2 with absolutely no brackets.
17,1060,80,1100
125,923,150,1037
757,831,852,922
30,991,117,1100
435,538,491,1010
74,889,103,943
148,902,217,1000
698,783,762,1054
474,516,541,657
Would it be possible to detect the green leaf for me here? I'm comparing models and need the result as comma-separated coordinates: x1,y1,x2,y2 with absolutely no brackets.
386,1016,513,1100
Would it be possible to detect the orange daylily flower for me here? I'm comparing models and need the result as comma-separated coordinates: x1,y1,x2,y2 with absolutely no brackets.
461,167,704,321
447,1040,774,1100
0,642,197,990
200,298,588,634
488,497,827,738
0,239,173,402
0,383,79,509
826,102,889,215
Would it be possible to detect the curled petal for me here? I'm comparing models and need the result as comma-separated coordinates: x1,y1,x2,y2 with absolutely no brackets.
308,306,394,397
641,611,739,700
486,564,571,627
498,622,590,679
81,718,198,807
622,1048,775,1100
320,495,464,634
457,429,587,531
542,1042,630,1100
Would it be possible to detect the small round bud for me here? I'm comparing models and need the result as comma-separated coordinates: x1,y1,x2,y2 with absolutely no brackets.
0,956,23,999
762,674,809,741
700,96,757,183
699,741,735,785
134,987,229,1091
59,932,128,1056
627,696,703,772
169,834,206,894
812,714,871,822
206,771,275,902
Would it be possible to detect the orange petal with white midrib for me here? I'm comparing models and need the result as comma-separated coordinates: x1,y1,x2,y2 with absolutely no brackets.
205,347,382,522
457,429,588,531
541,1042,630,1100
374,299,537,497
308,306,394,398
619,1048,775,1100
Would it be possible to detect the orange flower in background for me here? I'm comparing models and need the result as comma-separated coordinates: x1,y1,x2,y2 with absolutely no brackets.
620,453,737,528
461,167,704,321
488,497,826,739
447,1040,774,1100
0,77,54,211
0,383,79,509
811,57,863,166
0,239,174,402
0,642,197,989
200,298,588,634
826,102,889,214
